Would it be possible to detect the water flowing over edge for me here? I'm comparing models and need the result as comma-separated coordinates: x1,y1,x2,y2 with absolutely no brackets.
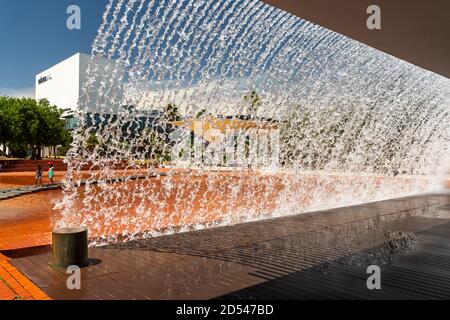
54,0,450,245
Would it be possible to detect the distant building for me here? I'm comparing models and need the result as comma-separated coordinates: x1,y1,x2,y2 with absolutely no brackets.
171,116,280,168
35,52,126,130
36,53,90,111
34,54,280,167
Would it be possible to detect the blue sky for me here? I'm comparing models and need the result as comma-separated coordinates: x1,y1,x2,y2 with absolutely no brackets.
0,0,108,97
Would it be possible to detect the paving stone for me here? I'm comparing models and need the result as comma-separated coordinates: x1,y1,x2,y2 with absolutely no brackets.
9,193,450,300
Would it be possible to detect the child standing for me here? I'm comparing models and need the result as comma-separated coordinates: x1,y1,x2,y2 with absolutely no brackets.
48,162,54,184
35,165,43,187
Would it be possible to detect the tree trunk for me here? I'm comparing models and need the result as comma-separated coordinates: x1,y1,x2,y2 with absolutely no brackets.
31,146,37,160
34,146,42,160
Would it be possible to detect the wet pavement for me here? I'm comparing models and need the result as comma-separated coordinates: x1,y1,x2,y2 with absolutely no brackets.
10,193,450,300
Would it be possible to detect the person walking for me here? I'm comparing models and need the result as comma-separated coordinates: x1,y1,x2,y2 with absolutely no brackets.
48,162,54,184
35,165,43,188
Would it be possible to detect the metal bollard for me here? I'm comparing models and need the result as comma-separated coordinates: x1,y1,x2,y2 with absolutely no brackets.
52,227,88,269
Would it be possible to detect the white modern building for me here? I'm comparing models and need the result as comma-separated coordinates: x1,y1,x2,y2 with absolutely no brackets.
35,52,125,113
33,53,280,167
36,53,88,111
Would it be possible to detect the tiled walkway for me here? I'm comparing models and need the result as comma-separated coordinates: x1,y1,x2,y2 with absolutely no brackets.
0,184,61,201
0,254,50,300
10,193,450,300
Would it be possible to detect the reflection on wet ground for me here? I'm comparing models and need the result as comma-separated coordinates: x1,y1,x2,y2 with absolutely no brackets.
11,193,450,299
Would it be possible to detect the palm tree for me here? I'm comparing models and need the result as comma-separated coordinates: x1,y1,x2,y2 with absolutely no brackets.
164,103,181,122
244,91,263,169
195,108,207,119
244,90,261,119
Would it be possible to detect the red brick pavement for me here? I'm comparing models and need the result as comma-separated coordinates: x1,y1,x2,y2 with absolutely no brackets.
0,190,54,251
0,253,51,300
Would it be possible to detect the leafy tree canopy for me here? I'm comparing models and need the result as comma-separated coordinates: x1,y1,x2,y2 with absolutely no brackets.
0,96,71,159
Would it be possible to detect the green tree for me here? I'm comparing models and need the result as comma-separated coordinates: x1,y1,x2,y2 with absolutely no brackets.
163,103,181,122
85,133,99,152
7,98,40,158
244,90,262,118
195,108,207,119
39,99,72,158
0,97,11,155
0,97,71,159
140,128,170,163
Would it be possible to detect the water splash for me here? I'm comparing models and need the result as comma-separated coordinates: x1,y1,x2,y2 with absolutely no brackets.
55,0,450,244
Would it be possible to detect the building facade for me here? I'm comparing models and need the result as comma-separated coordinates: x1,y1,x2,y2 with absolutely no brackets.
36,53,89,111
